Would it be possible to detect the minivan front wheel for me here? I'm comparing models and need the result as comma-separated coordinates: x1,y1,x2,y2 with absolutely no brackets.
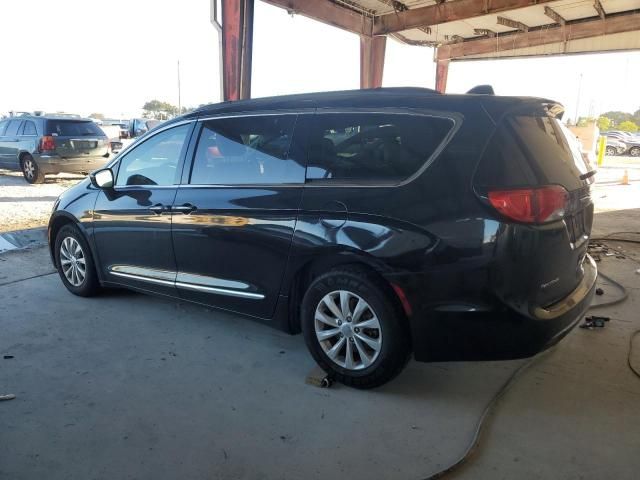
21,154,45,184
301,267,410,389
54,224,100,297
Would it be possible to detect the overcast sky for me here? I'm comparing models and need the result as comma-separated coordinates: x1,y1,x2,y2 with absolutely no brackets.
0,0,638,120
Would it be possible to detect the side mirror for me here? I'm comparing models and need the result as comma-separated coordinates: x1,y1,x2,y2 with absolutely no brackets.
90,168,114,189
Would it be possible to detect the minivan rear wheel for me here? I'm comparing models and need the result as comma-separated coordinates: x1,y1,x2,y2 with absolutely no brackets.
630,146,640,157
21,154,45,184
54,224,100,297
301,267,410,389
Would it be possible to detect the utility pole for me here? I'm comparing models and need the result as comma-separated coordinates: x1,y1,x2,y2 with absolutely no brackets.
177,60,182,115
574,73,583,125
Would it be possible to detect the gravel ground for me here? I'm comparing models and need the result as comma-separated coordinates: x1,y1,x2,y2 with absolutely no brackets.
0,169,84,233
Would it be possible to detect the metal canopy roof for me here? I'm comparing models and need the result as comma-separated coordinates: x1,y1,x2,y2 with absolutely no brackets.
264,0,640,60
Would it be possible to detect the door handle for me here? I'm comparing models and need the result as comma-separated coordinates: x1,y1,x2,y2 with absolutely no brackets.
172,203,197,214
149,204,168,215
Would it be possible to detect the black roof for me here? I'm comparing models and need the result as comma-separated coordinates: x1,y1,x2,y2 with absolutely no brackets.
173,87,560,124
191,87,440,116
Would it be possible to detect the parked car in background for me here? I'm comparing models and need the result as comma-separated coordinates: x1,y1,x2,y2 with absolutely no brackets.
102,118,163,139
127,118,162,138
605,131,640,156
0,114,110,183
605,138,628,156
48,88,597,388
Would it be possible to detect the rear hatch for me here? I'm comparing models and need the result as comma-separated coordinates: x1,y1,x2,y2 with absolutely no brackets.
45,119,109,158
474,102,594,311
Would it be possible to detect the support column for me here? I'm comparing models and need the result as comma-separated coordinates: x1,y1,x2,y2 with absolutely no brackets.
435,57,449,94
221,0,254,101
360,35,387,89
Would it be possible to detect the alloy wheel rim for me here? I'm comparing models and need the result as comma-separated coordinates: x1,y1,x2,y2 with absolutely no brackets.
24,159,34,179
314,290,382,371
60,237,86,287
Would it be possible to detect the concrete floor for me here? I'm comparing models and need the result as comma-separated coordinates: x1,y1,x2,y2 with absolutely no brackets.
1,182,640,479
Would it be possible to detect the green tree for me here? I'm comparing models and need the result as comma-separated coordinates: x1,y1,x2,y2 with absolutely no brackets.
601,110,632,128
617,120,639,132
596,116,611,131
142,100,179,119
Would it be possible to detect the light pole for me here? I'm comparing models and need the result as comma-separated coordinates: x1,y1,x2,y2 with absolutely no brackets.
177,60,182,115
574,73,583,125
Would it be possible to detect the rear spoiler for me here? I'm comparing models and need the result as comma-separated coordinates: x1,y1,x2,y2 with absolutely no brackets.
467,85,495,95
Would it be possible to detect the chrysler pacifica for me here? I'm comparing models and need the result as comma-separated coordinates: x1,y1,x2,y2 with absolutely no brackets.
48,88,597,388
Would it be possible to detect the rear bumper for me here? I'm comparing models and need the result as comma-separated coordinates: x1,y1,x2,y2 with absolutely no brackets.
397,255,597,362
36,154,110,174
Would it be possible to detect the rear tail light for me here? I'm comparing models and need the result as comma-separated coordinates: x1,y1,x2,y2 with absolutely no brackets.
39,135,56,152
488,185,568,224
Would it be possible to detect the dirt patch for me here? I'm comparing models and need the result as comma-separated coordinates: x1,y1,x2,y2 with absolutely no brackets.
0,169,84,233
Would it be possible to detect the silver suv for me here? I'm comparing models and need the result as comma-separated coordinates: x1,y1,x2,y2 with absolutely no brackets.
0,114,110,183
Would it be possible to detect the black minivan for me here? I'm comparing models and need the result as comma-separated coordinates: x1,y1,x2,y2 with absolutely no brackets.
48,88,597,388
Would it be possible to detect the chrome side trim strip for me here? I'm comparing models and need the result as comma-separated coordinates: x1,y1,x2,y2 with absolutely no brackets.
108,265,264,300
175,281,264,300
111,265,176,282
110,271,175,287
176,272,250,291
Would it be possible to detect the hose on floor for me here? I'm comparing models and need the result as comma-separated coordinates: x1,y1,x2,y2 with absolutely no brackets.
420,240,638,480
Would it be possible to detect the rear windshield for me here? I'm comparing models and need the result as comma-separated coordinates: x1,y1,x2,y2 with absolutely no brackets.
475,115,590,192
46,120,104,137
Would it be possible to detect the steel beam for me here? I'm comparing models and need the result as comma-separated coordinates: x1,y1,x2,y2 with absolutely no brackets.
435,58,449,94
360,35,387,89
544,6,566,26
222,0,254,101
496,16,529,32
261,0,373,36
437,11,640,60
594,0,606,20
373,0,556,35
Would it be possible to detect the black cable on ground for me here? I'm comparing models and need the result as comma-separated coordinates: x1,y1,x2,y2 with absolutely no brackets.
421,251,637,480
420,350,551,480
628,330,640,380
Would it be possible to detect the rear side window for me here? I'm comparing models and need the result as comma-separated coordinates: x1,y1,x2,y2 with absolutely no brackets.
475,115,590,191
190,115,301,185
305,113,453,183
5,120,22,136
46,120,104,137
21,121,37,136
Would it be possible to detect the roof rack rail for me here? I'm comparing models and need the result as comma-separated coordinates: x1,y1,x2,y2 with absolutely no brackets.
467,85,495,95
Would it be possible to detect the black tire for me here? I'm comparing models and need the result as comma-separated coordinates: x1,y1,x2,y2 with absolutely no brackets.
630,146,640,157
605,146,617,156
54,224,100,297
21,154,45,184
301,266,411,389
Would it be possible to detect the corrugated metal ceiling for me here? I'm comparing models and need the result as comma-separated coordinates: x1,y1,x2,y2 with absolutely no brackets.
335,0,640,46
